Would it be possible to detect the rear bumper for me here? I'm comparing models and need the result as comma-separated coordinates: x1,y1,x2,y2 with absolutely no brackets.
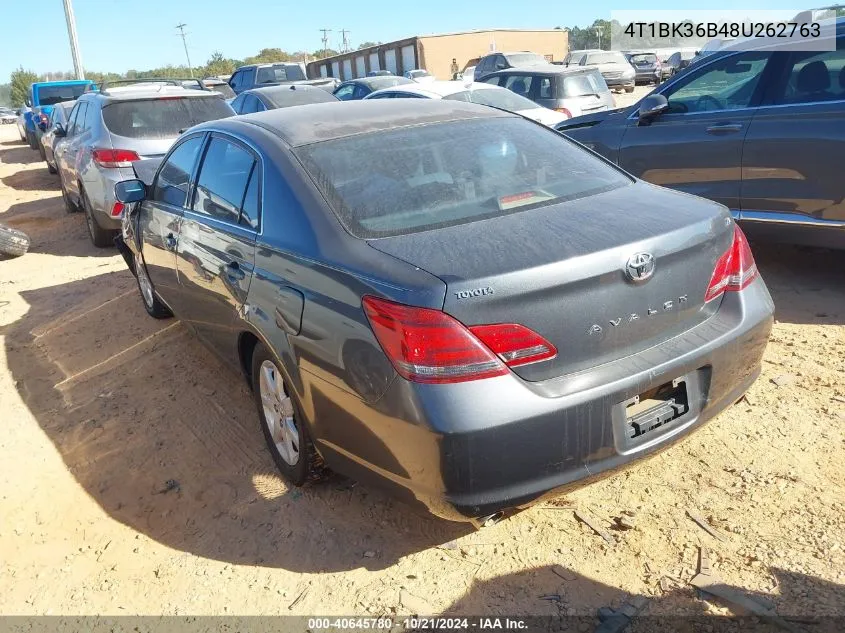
309,277,774,522
83,167,135,230
604,77,635,88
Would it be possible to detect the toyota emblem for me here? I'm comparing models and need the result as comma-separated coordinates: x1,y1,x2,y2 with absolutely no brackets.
625,252,655,282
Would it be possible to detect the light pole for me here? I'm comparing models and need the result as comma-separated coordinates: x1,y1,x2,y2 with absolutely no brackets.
176,23,194,78
62,0,85,79
595,28,602,50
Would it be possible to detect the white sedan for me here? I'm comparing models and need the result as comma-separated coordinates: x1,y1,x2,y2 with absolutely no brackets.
364,80,568,128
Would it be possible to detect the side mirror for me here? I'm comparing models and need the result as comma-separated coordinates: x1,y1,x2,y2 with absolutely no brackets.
638,94,669,124
25,98,32,107
53,124,67,138
114,179,147,204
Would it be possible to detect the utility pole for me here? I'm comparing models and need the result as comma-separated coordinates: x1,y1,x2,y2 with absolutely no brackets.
176,23,194,78
61,0,85,79
595,28,602,50
340,29,350,53
319,28,332,57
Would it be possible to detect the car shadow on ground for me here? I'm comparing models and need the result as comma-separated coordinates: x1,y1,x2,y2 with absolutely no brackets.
751,242,845,326
2,270,471,573
0,197,115,258
1,164,58,191
0,143,44,167
439,564,844,630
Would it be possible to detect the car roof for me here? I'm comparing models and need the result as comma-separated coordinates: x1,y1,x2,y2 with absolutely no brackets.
83,85,224,102
249,84,327,96
343,76,413,89
372,80,501,98
568,49,602,54
487,65,599,77
204,99,511,147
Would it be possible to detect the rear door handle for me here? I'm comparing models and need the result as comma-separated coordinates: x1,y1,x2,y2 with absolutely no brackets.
225,261,246,281
705,123,743,135
165,233,177,251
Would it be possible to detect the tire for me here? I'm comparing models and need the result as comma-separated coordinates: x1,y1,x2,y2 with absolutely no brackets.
0,223,30,258
47,161,57,175
26,130,37,150
625,86,635,93
251,343,324,486
134,251,172,319
59,173,77,213
81,188,117,247
39,143,47,163
19,129,26,142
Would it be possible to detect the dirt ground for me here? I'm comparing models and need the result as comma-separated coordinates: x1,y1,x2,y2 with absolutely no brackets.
1,109,844,623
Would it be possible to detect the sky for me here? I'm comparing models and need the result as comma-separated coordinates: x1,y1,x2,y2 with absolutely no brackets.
0,0,804,80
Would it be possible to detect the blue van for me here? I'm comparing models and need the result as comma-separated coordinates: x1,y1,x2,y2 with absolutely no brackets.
25,80,94,149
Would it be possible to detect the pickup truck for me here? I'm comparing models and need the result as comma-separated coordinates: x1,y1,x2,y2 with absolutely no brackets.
228,62,338,95
26,79,94,151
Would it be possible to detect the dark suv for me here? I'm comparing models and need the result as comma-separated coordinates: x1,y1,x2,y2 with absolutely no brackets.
557,19,845,248
473,52,550,81
228,63,337,95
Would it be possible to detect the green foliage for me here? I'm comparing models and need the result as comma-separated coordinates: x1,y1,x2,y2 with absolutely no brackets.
243,48,292,65
0,83,10,107
203,51,236,77
312,48,339,59
10,67,38,106
357,41,381,50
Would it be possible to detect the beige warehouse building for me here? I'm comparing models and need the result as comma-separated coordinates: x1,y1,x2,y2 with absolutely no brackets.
306,29,569,81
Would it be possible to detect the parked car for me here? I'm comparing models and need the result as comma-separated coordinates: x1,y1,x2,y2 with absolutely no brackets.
27,80,95,150
228,63,337,95
666,50,697,75
624,52,663,85
404,69,436,83
113,99,773,524
480,66,615,119
39,100,75,173
0,107,16,124
557,19,845,248
332,76,414,100
364,80,568,127
230,84,339,114
54,81,234,246
460,65,476,82
200,78,236,99
565,50,636,93
367,70,393,77
474,51,551,81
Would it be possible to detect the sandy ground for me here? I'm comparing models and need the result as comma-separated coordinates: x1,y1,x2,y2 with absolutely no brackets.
1,100,844,623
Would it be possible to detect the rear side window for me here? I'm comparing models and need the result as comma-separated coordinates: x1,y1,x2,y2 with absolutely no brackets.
296,117,631,239
102,97,232,139
68,102,87,136
503,75,531,97
334,84,355,100
192,137,256,225
153,135,204,207
773,47,845,105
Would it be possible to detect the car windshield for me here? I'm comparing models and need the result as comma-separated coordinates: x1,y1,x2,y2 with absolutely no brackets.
263,88,338,108
442,88,539,111
506,53,547,66
35,84,89,106
587,52,627,65
102,96,233,139
562,72,608,97
256,64,307,84
295,117,630,238
630,54,658,64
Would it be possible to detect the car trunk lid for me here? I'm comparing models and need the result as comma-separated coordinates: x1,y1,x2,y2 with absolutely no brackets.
367,183,734,382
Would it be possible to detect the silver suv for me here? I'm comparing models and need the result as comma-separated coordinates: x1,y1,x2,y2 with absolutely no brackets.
54,81,234,246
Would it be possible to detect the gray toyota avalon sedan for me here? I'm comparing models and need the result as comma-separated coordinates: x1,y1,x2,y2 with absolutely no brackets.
114,100,774,524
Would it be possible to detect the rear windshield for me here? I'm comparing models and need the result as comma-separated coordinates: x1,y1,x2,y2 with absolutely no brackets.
34,84,89,106
562,72,608,97
295,117,630,239
586,52,627,65
256,64,307,84
264,88,338,108
443,88,538,112
102,97,232,139
630,53,658,63
506,53,547,66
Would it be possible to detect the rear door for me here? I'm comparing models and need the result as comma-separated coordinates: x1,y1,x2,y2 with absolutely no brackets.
140,134,205,309
740,41,845,225
57,100,88,201
176,134,259,364
617,51,775,211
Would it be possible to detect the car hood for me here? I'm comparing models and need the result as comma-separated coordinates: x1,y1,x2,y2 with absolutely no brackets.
554,106,627,131
516,107,568,127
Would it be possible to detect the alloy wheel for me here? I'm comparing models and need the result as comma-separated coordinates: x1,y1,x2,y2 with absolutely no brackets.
258,360,300,466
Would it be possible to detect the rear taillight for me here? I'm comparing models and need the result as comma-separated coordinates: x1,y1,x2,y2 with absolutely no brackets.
704,225,758,303
92,149,140,169
110,201,125,217
362,296,556,383
554,107,572,118
469,324,557,367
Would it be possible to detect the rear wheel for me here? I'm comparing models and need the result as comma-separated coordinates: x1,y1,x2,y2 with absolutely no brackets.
625,86,635,93
134,251,172,319
81,188,117,247
26,130,37,149
47,160,57,175
251,343,324,486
